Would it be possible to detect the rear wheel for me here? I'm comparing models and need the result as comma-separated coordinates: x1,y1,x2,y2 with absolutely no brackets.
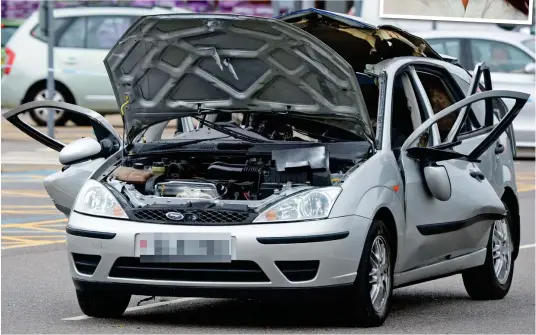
462,204,514,300
76,289,131,318
346,219,393,327
27,87,73,126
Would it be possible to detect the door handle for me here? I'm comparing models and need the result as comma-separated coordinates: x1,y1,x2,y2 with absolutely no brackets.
469,171,485,181
495,141,505,155
63,57,77,65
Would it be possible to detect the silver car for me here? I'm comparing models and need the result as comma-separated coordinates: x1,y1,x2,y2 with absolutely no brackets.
419,30,535,157
3,9,529,327
1,5,190,126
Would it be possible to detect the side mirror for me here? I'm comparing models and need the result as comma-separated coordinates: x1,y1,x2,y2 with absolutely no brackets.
423,165,452,201
59,137,102,165
524,63,535,74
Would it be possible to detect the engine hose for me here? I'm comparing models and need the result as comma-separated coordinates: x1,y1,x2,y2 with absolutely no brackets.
145,174,165,195
207,162,263,180
167,162,183,178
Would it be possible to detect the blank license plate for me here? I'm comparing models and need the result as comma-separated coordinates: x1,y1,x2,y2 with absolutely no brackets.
135,233,232,263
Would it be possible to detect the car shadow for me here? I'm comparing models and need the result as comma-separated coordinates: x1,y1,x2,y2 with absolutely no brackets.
121,291,473,329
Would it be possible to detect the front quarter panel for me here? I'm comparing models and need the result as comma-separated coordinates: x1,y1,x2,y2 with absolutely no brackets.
44,158,106,214
330,151,406,270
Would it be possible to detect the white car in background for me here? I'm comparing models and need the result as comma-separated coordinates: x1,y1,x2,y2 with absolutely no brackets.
1,5,191,126
419,30,535,157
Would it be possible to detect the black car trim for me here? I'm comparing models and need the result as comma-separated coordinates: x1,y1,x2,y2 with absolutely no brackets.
66,226,116,240
416,213,505,236
73,278,353,299
256,231,349,245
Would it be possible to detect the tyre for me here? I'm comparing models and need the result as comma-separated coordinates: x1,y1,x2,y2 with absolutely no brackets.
462,203,514,300
347,219,394,327
76,289,131,318
25,85,72,126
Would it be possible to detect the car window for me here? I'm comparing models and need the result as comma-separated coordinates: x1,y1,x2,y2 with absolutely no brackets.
470,39,533,73
86,16,134,50
522,38,535,53
30,18,70,42
1,26,18,47
416,72,458,142
426,38,461,59
58,17,86,48
56,16,135,49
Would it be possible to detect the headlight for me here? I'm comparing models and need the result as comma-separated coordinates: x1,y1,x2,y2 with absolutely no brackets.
73,179,128,219
253,187,342,223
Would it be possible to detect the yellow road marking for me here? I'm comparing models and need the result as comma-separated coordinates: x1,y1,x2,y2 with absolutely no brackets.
517,184,536,192
0,235,65,238
1,210,61,215
1,235,35,243
1,166,59,172
2,205,56,209
2,179,45,184
1,240,66,250
22,226,65,233
1,218,67,229
2,174,46,179
1,190,49,198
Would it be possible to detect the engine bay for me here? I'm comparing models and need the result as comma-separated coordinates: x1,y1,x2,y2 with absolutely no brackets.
110,146,353,202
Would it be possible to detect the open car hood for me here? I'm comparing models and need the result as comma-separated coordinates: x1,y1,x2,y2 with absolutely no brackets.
104,12,375,143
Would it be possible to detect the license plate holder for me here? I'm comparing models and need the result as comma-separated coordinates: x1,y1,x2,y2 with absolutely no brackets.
135,232,233,263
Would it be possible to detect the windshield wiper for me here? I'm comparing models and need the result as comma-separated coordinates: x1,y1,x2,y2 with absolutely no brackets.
131,137,229,155
193,116,271,144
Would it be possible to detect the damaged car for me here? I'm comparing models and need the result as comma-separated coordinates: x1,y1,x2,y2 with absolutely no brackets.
3,9,529,327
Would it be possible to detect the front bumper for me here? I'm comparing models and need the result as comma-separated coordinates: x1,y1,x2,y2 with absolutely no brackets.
67,212,371,297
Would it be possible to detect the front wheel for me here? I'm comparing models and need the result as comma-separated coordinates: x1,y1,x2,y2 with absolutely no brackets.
462,204,514,300
76,289,131,318
346,219,394,327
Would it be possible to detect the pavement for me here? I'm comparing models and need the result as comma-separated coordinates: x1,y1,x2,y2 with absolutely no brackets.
1,114,535,334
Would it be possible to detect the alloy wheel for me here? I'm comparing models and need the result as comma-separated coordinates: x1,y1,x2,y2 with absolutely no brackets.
369,235,391,313
32,89,65,124
492,218,513,285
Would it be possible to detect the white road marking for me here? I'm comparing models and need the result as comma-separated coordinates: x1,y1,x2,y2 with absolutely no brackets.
62,297,200,321
520,243,535,249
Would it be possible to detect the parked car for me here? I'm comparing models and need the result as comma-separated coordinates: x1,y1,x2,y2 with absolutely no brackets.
419,30,535,157
3,9,529,327
1,5,190,126
1,19,23,76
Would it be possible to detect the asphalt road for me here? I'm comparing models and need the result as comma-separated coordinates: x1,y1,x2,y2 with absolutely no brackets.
1,119,535,334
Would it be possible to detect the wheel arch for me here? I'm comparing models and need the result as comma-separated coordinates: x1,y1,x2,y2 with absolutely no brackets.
501,186,520,260
22,79,76,104
373,207,398,268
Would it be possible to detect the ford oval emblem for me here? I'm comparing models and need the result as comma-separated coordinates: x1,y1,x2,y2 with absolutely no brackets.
165,212,184,221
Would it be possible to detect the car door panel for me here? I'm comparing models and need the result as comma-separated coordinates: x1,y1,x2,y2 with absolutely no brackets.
2,101,121,214
399,156,505,271
398,89,529,271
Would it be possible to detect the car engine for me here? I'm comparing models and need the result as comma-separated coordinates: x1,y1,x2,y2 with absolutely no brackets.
110,146,349,201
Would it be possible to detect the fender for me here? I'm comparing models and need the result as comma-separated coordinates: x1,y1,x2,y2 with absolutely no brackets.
354,186,406,270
